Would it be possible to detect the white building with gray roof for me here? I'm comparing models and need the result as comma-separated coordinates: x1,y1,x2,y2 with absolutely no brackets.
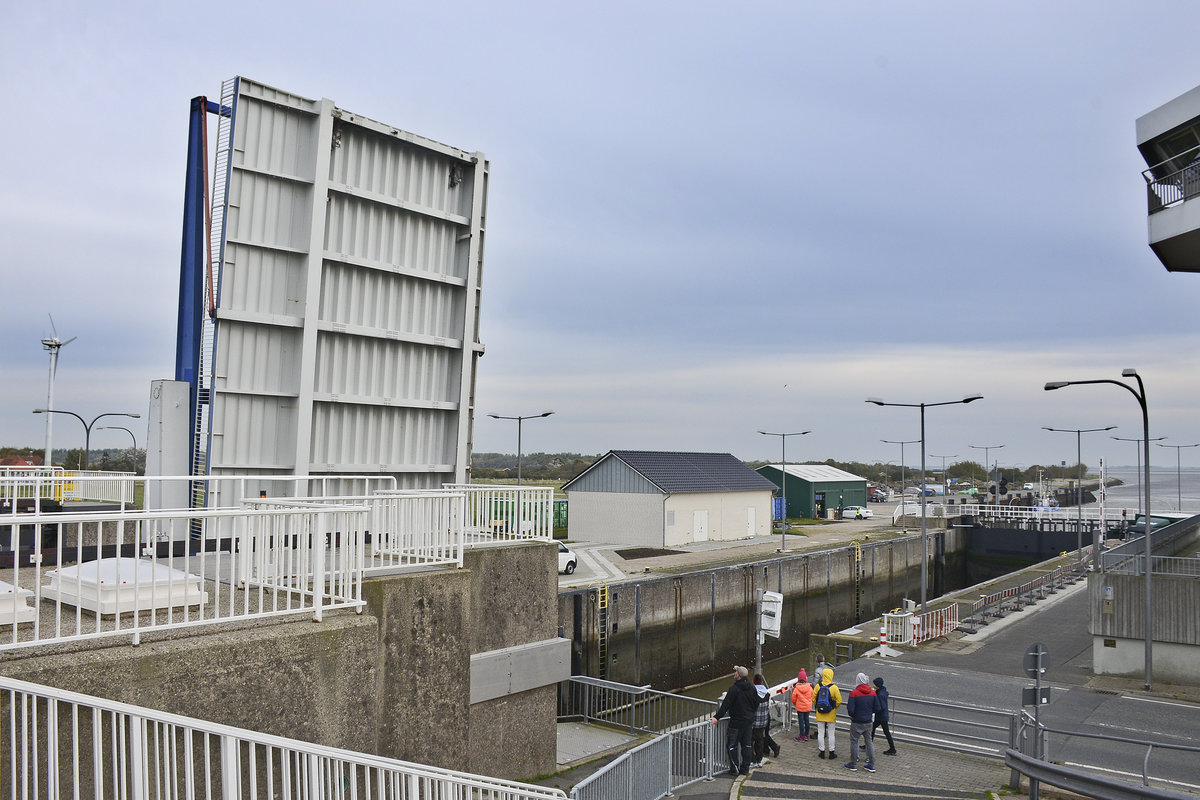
562,450,777,547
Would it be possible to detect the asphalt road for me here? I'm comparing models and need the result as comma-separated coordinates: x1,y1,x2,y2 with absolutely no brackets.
833,582,1200,793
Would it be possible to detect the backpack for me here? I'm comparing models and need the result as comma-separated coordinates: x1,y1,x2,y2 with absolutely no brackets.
814,683,833,714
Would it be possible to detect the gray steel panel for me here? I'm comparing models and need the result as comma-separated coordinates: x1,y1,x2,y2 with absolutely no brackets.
568,455,660,495
205,76,485,485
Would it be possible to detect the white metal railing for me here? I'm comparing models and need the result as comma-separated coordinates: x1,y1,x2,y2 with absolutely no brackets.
569,719,721,800
266,490,466,574
1,473,400,516
444,484,554,541
1,675,567,800
1,500,367,650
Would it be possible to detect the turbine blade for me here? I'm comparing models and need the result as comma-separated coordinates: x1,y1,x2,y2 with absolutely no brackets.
62,336,78,346
48,313,58,336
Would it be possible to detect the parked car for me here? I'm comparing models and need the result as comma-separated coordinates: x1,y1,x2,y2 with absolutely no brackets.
1023,483,1034,491
840,506,873,520
869,490,888,503
558,541,577,574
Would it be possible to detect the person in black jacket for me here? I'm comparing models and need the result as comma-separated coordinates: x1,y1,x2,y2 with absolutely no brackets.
872,677,897,755
710,665,763,776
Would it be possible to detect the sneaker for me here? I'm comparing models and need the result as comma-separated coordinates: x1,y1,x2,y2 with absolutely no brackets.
883,749,897,756
818,751,826,759
750,761,762,768
864,764,876,773
829,751,837,759
843,762,858,771
794,735,804,741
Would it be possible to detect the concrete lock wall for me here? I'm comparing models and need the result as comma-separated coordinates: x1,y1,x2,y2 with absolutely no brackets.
0,540,563,786
560,535,937,689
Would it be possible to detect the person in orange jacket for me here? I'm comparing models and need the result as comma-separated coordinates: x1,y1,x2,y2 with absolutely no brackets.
790,668,813,741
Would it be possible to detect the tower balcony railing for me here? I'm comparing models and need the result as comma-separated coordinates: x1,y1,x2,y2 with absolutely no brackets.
1143,144,1200,213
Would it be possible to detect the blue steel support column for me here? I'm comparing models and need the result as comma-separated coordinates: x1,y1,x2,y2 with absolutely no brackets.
176,96,208,388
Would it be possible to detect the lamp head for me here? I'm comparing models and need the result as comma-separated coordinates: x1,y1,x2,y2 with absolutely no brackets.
962,394,983,404
866,397,885,406
539,410,555,418
1044,381,1068,391
1121,368,1138,378
32,408,47,414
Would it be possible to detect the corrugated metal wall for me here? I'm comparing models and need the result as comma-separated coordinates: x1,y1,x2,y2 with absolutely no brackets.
207,77,486,490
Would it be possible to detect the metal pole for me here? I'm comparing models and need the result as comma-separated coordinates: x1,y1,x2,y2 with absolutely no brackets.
919,405,928,614
1156,442,1199,511
754,587,763,677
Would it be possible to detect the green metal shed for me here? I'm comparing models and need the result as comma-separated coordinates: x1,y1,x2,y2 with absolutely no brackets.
756,464,868,519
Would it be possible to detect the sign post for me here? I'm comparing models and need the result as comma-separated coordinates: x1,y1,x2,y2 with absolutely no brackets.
1022,643,1051,800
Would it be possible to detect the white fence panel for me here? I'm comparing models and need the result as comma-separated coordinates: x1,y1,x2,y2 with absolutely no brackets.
0,675,567,800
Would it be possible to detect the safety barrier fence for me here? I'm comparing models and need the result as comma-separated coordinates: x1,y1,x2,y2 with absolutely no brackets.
1009,710,1200,799
1100,515,1200,574
0,675,567,800
445,484,554,541
957,559,1086,634
1,500,367,650
883,603,960,646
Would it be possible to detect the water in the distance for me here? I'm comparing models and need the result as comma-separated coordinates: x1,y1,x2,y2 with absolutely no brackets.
1100,467,1200,515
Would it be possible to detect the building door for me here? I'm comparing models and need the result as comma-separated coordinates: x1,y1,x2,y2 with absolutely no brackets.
746,506,755,537
815,491,826,520
692,510,709,542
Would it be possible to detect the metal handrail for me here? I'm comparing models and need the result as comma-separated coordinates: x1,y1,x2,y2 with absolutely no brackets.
1,675,567,800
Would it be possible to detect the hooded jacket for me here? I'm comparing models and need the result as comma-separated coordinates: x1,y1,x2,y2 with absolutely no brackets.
845,675,878,724
753,684,770,728
813,668,842,723
873,677,890,721
714,675,762,725
791,670,813,713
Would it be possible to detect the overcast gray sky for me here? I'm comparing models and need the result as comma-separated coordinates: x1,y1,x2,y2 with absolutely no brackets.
4,1,1200,471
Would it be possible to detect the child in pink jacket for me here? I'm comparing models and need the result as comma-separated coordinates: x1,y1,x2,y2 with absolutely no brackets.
790,669,813,741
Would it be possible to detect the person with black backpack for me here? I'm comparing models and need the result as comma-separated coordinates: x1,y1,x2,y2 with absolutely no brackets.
812,666,842,760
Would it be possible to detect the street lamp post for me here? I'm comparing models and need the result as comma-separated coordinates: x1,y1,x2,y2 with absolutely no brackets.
969,444,1005,499
97,425,138,450
1156,442,1200,511
757,430,811,552
1045,368,1154,691
930,453,957,498
487,411,554,536
1042,425,1116,559
868,394,983,614
32,409,142,470
882,439,918,533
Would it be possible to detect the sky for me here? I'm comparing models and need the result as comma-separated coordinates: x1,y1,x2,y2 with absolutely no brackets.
4,1,1200,473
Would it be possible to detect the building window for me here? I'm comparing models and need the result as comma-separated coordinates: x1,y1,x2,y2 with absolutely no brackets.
666,510,675,526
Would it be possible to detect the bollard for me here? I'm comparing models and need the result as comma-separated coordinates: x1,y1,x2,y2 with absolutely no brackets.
880,622,887,648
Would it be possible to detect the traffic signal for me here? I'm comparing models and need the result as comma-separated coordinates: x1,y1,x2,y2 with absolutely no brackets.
761,591,783,638
999,477,1008,495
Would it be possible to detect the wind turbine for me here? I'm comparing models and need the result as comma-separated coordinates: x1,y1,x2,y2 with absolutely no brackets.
41,315,77,468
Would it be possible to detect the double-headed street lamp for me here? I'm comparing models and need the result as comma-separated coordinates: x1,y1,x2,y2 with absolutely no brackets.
968,443,1004,495
32,409,141,470
1042,425,1116,559
487,410,554,535
931,453,957,497
757,429,811,552
868,394,983,614
1045,368,1154,691
1156,441,1200,511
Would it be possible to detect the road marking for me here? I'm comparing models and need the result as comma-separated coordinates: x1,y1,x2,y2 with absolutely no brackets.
1119,695,1200,712
577,546,625,580
1062,762,1200,791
